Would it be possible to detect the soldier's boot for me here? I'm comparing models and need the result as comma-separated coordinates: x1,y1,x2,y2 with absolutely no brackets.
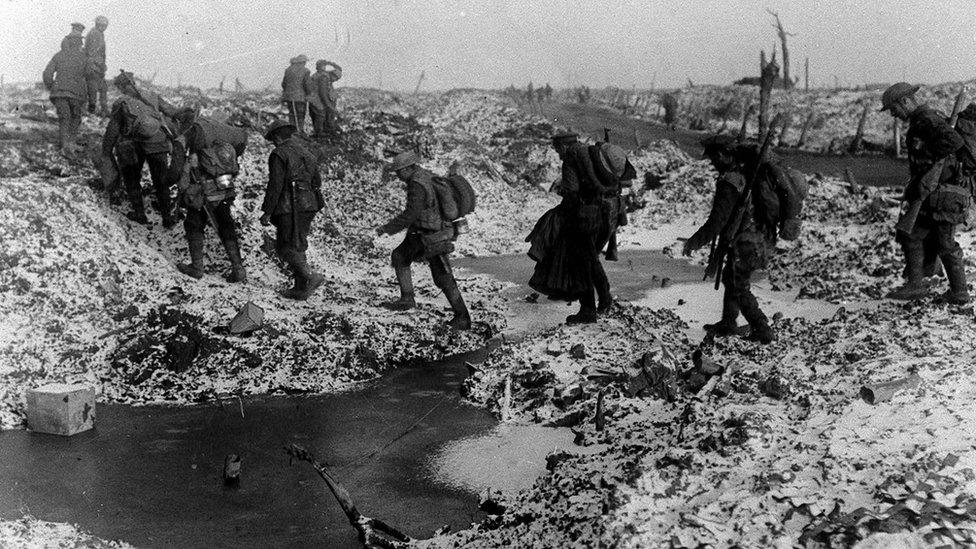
293,252,325,300
605,233,619,262
381,266,417,311
887,245,929,300
739,295,774,344
278,250,306,299
567,289,598,325
176,237,206,279
222,240,247,284
125,191,150,225
704,290,749,337
440,277,472,331
939,255,971,305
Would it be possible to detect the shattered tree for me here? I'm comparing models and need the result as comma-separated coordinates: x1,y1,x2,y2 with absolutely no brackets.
767,9,795,89
758,50,780,138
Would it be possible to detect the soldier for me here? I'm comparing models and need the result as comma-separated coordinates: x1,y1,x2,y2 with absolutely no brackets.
682,135,776,344
102,70,180,227
309,60,343,138
43,33,88,154
84,16,109,116
375,151,471,330
260,120,326,300
281,55,312,136
68,22,85,39
881,83,970,304
549,131,617,324
172,109,249,283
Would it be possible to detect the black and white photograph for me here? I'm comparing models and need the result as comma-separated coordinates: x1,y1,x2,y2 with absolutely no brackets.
1,1,975,547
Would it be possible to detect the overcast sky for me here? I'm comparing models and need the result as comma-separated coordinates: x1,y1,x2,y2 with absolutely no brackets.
1,0,974,91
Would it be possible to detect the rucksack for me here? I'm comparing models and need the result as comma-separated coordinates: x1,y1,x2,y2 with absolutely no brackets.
118,96,164,139
427,177,459,221
433,175,477,218
954,104,976,176
197,141,240,178
754,162,808,241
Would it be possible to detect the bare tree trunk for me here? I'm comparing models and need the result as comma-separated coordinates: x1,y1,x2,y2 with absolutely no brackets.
758,50,780,138
768,10,795,89
413,71,425,94
804,57,809,92
848,103,870,155
796,111,816,149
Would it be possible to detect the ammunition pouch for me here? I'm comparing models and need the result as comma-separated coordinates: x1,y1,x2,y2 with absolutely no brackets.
419,228,455,258
927,183,971,224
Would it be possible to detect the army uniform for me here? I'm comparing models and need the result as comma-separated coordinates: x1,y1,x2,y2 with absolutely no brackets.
43,35,88,152
84,17,109,115
881,83,970,304
281,56,312,136
262,120,325,299
685,136,776,343
377,152,471,330
102,72,180,226
309,61,342,137
174,113,249,283
556,134,617,323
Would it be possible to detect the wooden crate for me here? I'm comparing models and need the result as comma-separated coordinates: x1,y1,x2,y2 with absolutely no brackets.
26,383,95,436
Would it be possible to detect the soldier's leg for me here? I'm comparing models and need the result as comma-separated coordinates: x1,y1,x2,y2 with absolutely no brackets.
705,261,746,336
68,99,84,139
177,207,207,279
52,98,71,151
121,154,149,224
889,224,930,300
293,212,324,298
272,214,305,298
145,152,175,228
87,77,99,113
295,102,308,135
285,101,298,129
382,235,418,310
727,243,774,343
215,199,246,283
567,248,599,325
97,78,109,115
325,104,338,132
935,222,970,304
309,105,324,137
593,259,612,313
429,255,471,330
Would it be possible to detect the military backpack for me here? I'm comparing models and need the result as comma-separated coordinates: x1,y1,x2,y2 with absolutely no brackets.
118,96,164,140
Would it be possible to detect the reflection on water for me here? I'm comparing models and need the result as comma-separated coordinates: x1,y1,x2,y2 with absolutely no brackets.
429,424,604,494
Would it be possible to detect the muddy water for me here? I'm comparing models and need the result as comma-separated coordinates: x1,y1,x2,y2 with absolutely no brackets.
0,357,581,548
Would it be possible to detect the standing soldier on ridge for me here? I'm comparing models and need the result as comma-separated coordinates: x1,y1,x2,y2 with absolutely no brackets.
309,59,343,139
260,120,327,300
281,55,312,136
881,82,971,305
84,16,109,116
43,32,88,154
375,151,472,330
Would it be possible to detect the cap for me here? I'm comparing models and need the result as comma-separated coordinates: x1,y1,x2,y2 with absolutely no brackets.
388,151,420,172
291,54,308,64
95,15,109,26
71,22,85,32
700,134,737,157
113,70,136,88
263,119,296,140
880,82,920,112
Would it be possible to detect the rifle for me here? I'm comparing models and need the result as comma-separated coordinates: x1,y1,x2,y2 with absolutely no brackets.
897,90,969,235
705,118,780,289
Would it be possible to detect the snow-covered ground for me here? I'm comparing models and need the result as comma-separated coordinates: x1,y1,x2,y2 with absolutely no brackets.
4,84,976,547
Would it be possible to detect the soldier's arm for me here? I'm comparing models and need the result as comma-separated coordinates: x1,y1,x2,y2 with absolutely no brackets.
920,111,964,158
330,63,342,81
380,182,424,235
685,174,743,252
261,152,287,215
101,107,123,155
42,55,58,90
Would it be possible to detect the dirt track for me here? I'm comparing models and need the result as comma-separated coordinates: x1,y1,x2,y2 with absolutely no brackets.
539,102,908,188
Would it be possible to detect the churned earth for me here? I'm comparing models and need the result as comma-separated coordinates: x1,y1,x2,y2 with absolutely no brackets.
3,82,976,547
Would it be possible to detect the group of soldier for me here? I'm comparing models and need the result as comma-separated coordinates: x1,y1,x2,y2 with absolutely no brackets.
42,18,110,153
40,17,974,340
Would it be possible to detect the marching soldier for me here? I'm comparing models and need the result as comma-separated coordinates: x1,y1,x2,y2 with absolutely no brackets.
84,16,109,116
173,109,249,283
309,60,342,138
281,55,312,136
43,33,88,154
260,120,326,300
683,135,777,344
881,83,970,304
375,151,471,330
